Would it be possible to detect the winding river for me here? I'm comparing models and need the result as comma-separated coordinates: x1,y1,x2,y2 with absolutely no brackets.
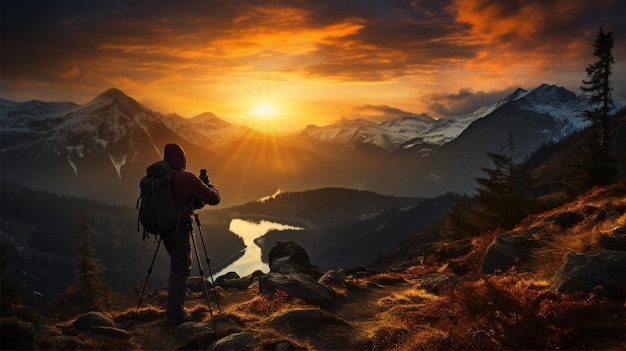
212,218,304,277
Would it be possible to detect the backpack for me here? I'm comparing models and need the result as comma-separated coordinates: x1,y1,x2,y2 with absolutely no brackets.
136,160,180,240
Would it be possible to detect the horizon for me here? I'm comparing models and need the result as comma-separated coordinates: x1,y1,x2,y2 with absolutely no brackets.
1,1,625,133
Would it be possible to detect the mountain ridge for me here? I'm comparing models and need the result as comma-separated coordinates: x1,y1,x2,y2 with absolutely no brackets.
1,83,620,206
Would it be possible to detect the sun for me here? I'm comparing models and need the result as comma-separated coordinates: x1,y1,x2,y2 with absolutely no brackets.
249,103,278,118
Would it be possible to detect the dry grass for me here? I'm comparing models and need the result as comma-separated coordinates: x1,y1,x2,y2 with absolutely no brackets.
525,181,626,280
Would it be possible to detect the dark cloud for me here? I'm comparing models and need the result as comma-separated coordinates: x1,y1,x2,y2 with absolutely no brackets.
424,87,515,116
1,0,625,113
348,104,419,122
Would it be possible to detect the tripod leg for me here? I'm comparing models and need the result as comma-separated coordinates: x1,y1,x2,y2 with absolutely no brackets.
191,231,216,332
193,214,222,312
136,237,162,315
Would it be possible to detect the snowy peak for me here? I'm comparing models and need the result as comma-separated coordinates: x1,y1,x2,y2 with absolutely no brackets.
190,112,232,129
301,115,437,151
525,84,577,103
90,88,137,105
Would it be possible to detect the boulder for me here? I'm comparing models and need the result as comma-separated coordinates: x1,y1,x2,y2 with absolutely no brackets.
89,326,132,339
420,272,459,294
545,211,583,229
74,312,116,332
318,270,346,287
169,321,213,350
266,309,351,343
599,226,626,251
481,233,541,274
268,240,317,275
552,250,626,299
215,272,240,286
258,272,336,310
187,276,212,293
424,239,472,263
208,332,258,350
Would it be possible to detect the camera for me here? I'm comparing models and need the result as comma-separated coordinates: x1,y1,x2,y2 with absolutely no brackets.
199,169,210,185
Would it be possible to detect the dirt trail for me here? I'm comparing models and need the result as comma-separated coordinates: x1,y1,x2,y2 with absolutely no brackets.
128,280,415,350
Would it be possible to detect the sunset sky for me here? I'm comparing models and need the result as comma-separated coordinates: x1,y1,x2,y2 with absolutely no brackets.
2,0,625,133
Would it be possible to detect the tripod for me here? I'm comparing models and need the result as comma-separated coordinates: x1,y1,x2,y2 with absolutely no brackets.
135,215,221,331
135,236,162,315
189,212,221,331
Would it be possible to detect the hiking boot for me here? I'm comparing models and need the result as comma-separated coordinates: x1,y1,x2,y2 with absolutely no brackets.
165,309,193,325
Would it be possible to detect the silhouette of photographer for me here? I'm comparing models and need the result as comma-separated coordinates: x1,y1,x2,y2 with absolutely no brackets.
161,143,220,324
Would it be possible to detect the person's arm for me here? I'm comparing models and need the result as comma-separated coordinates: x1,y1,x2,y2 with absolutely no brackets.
186,172,221,206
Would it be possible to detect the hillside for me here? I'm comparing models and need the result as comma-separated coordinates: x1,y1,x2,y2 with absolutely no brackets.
2,180,625,350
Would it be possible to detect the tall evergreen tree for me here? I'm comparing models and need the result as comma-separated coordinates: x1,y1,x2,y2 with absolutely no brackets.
441,195,476,239
580,28,615,146
472,133,530,231
73,208,105,309
562,131,618,198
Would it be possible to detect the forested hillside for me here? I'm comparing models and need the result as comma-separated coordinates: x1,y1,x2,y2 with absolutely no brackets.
0,181,243,296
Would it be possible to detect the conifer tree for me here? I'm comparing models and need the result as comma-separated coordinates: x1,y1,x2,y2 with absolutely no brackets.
441,195,476,239
73,208,105,309
580,27,615,146
472,133,530,231
562,131,618,198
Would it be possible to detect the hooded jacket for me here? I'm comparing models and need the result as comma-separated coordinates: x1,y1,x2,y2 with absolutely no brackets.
163,143,220,222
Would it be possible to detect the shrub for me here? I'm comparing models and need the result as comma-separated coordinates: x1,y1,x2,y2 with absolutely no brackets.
406,275,625,349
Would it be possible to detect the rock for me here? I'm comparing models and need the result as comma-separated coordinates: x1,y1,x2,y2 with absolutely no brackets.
481,233,541,274
187,276,215,293
74,312,116,332
0,318,37,350
169,321,213,350
268,241,317,276
267,309,351,341
424,239,472,263
245,270,265,281
208,332,258,350
341,266,368,276
552,250,626,299
420,272,459,293
258,272,336,310
599,226,626,250
215,272,240,286
546,211,584,229
318,270,346,287
89,326,132,339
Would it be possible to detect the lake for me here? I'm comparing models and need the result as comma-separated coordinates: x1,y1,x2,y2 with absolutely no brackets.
211,218,304,277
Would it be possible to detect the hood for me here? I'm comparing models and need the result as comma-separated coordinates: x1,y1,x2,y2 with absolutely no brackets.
164,143,187,170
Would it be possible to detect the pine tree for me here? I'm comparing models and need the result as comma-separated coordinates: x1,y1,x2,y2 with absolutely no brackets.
472,133,530,231
580,28,615,146
441,195,477,239
72,208,105,310
562,131,618,198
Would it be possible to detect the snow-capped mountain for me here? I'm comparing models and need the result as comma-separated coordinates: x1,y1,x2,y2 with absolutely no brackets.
298,114,437,151
365,84,595,197
161,112,251,148
0,88,204,205
0,83,611,206
296,84,590,155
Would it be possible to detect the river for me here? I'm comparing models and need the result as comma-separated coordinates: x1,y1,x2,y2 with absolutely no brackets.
212,218,304,277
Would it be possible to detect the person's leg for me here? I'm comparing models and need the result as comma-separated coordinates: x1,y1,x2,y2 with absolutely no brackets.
161,224,192,321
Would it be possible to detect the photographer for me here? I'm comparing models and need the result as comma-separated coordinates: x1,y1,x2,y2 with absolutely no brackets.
162,143,220,324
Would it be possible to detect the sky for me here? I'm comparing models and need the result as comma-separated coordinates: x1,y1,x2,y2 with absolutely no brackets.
2,0,626,133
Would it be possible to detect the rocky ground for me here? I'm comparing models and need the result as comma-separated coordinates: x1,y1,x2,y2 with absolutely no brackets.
3,181,626,350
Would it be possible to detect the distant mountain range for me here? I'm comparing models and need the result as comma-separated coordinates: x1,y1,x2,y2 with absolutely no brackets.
0,84,618,206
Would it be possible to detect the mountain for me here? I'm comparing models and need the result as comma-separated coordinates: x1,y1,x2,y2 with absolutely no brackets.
0,83,613,206
297,114,437,151
363,84,595,197
161,112,251,148
0,88,207,205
